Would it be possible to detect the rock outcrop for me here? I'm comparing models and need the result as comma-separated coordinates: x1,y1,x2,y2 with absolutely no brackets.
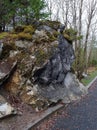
29,27,87,110
0,21,88,112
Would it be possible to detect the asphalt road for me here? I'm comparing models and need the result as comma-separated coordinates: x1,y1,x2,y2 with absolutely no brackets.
34,80,97,130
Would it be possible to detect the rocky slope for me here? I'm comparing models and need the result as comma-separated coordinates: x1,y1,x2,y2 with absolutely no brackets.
0,20,87,115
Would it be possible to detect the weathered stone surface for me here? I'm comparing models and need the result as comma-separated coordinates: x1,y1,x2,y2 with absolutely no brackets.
32,30,49,43
5,71,21,95
27,27,87,110
15,40,33,49
33,32,75,85
0,59,17,86
0,95,16,118
37,25,54,33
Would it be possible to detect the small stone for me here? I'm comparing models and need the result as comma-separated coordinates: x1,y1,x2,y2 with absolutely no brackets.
0,95,16,119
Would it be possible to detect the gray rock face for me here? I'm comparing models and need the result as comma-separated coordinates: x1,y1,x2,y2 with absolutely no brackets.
33,33,75,85
35,72,87,103
37,25,54,33
32,28,87,107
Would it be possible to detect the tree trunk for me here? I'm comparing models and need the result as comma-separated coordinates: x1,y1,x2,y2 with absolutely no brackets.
12,16,16,29
0,25,2,32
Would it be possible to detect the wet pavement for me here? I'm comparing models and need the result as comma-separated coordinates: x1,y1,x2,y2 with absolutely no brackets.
34,79,97,130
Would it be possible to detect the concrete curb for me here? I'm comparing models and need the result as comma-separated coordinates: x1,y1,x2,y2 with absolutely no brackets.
28,104,64,130
87,76,97,89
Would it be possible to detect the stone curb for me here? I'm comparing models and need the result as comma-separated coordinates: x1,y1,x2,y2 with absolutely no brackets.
87,76,97,89
28,104,64,130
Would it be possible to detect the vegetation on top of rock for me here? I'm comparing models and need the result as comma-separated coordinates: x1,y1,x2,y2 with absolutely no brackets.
35,48,49,66
0,32,8,40
18,32,32,41
14,25,35,34
8,25,35,41
23,25,35,34
63,28,83,43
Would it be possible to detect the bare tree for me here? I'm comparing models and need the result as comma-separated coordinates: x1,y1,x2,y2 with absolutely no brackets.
84,0,97,73
87,22,97,67
75,0,84,79
45,0,97,79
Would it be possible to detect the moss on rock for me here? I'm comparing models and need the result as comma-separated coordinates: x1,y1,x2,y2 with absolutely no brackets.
23,25,35,34
0,32,8,40
63,28,78,42
18,32,32,41
35,48,48,66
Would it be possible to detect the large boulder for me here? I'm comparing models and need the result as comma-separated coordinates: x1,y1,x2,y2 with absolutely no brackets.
29,30,87,109
0,22,88,112
19,26,88,111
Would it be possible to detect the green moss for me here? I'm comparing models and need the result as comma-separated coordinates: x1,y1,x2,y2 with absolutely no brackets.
18,32,32,41
9,34,18,39
35,49,48,65
0,32,8,39
63,28,83,42
46,32,56,42
13,25,36,41
23,25,35,34
53,31,59,38
64,33,72,42
63,28,77,42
